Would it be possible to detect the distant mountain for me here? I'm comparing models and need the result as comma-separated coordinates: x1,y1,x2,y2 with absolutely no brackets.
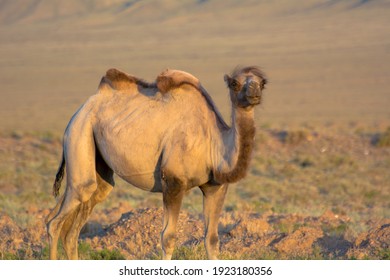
1,0,388,26
0,0,135,24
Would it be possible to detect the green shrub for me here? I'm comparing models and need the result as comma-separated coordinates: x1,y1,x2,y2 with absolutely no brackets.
374,127,390,147
79,242,125,260
277,130,311,145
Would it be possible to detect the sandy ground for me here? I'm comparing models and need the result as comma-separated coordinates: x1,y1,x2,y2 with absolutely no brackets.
0,207,389,260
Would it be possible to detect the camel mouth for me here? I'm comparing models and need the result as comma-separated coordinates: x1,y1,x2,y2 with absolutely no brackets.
244,80,262,105
246,95,262,105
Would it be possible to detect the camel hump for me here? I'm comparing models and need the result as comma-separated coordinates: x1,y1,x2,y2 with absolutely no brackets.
99,68,155,92
156,69,201,94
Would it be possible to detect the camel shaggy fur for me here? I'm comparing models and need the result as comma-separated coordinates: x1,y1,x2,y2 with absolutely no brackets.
46,66,267,260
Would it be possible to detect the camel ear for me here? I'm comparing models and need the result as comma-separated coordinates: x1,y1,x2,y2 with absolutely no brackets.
224,74,231,86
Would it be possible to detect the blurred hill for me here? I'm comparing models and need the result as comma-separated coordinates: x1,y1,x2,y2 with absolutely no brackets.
1,0,389,25
0,0,389,132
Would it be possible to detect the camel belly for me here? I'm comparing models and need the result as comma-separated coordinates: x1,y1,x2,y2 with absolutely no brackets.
96,139,164,192
118,172,162,193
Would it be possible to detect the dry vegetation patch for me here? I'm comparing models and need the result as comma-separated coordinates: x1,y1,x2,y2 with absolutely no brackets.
1,207,388,260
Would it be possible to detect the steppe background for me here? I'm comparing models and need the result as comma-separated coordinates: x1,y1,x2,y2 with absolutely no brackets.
0,0,389,259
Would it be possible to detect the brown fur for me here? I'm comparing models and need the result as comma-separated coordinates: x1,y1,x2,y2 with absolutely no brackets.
156,69,200,93
156,76,200,94
53,152,65,198
213,111,256,183
104,68,156,91
230,65,267,83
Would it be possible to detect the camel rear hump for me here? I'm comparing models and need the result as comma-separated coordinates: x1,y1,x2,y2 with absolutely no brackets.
156,69,201,94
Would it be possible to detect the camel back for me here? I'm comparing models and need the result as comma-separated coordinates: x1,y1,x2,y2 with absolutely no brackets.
100,68,202,93
99,68,229,129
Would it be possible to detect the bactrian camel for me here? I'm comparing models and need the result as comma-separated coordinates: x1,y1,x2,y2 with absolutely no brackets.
46,66,267,260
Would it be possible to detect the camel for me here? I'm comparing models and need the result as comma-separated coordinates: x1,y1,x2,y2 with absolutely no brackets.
46,66,267,260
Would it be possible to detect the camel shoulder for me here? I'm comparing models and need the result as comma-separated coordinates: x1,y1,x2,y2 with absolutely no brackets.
157,69,230,129
98,68,155,92
156,69,201,94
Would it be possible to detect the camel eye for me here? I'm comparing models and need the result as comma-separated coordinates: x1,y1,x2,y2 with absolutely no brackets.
230,80,240,91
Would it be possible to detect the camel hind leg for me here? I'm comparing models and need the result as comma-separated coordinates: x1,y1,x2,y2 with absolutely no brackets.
46,181,93,260
46,116,98,260
45,193,66,259
47,148,114,260
60,153,114,259
48,178,113,260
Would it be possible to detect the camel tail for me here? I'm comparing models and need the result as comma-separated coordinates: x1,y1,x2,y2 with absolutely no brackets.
53,152,65,198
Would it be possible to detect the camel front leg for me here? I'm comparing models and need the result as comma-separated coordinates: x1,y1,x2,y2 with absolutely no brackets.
161,174,185,260
200,183,228,260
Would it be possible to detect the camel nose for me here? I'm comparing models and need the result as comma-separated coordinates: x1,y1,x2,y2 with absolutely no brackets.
245,80,261,98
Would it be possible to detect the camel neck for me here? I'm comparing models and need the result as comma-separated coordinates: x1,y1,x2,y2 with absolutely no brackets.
213,107,256,184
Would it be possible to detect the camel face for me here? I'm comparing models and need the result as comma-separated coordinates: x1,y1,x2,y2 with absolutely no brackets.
224,66,267,109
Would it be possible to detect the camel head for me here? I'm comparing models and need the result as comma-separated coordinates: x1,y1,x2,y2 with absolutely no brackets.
224,66,267,109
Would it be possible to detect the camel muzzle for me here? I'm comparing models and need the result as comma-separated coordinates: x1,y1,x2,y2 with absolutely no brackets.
245,80,262,104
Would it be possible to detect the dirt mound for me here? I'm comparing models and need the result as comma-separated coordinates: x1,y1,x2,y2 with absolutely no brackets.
80,208,389,260
0,208,388,259
274,227,324,255
347,220,390,259
83,208,204,259
0,211,47,259
0,213,24,255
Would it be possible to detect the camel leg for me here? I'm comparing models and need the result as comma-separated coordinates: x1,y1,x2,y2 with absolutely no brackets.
46,194,65,225
61,185,112,259
61,154,114,259
161,173,185,260
47,121,98,260
60,201,91,259
45,194,65,260
47,183,91,260
200,183,228,260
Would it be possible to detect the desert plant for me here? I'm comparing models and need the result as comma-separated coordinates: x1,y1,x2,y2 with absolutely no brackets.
374,127,390,147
